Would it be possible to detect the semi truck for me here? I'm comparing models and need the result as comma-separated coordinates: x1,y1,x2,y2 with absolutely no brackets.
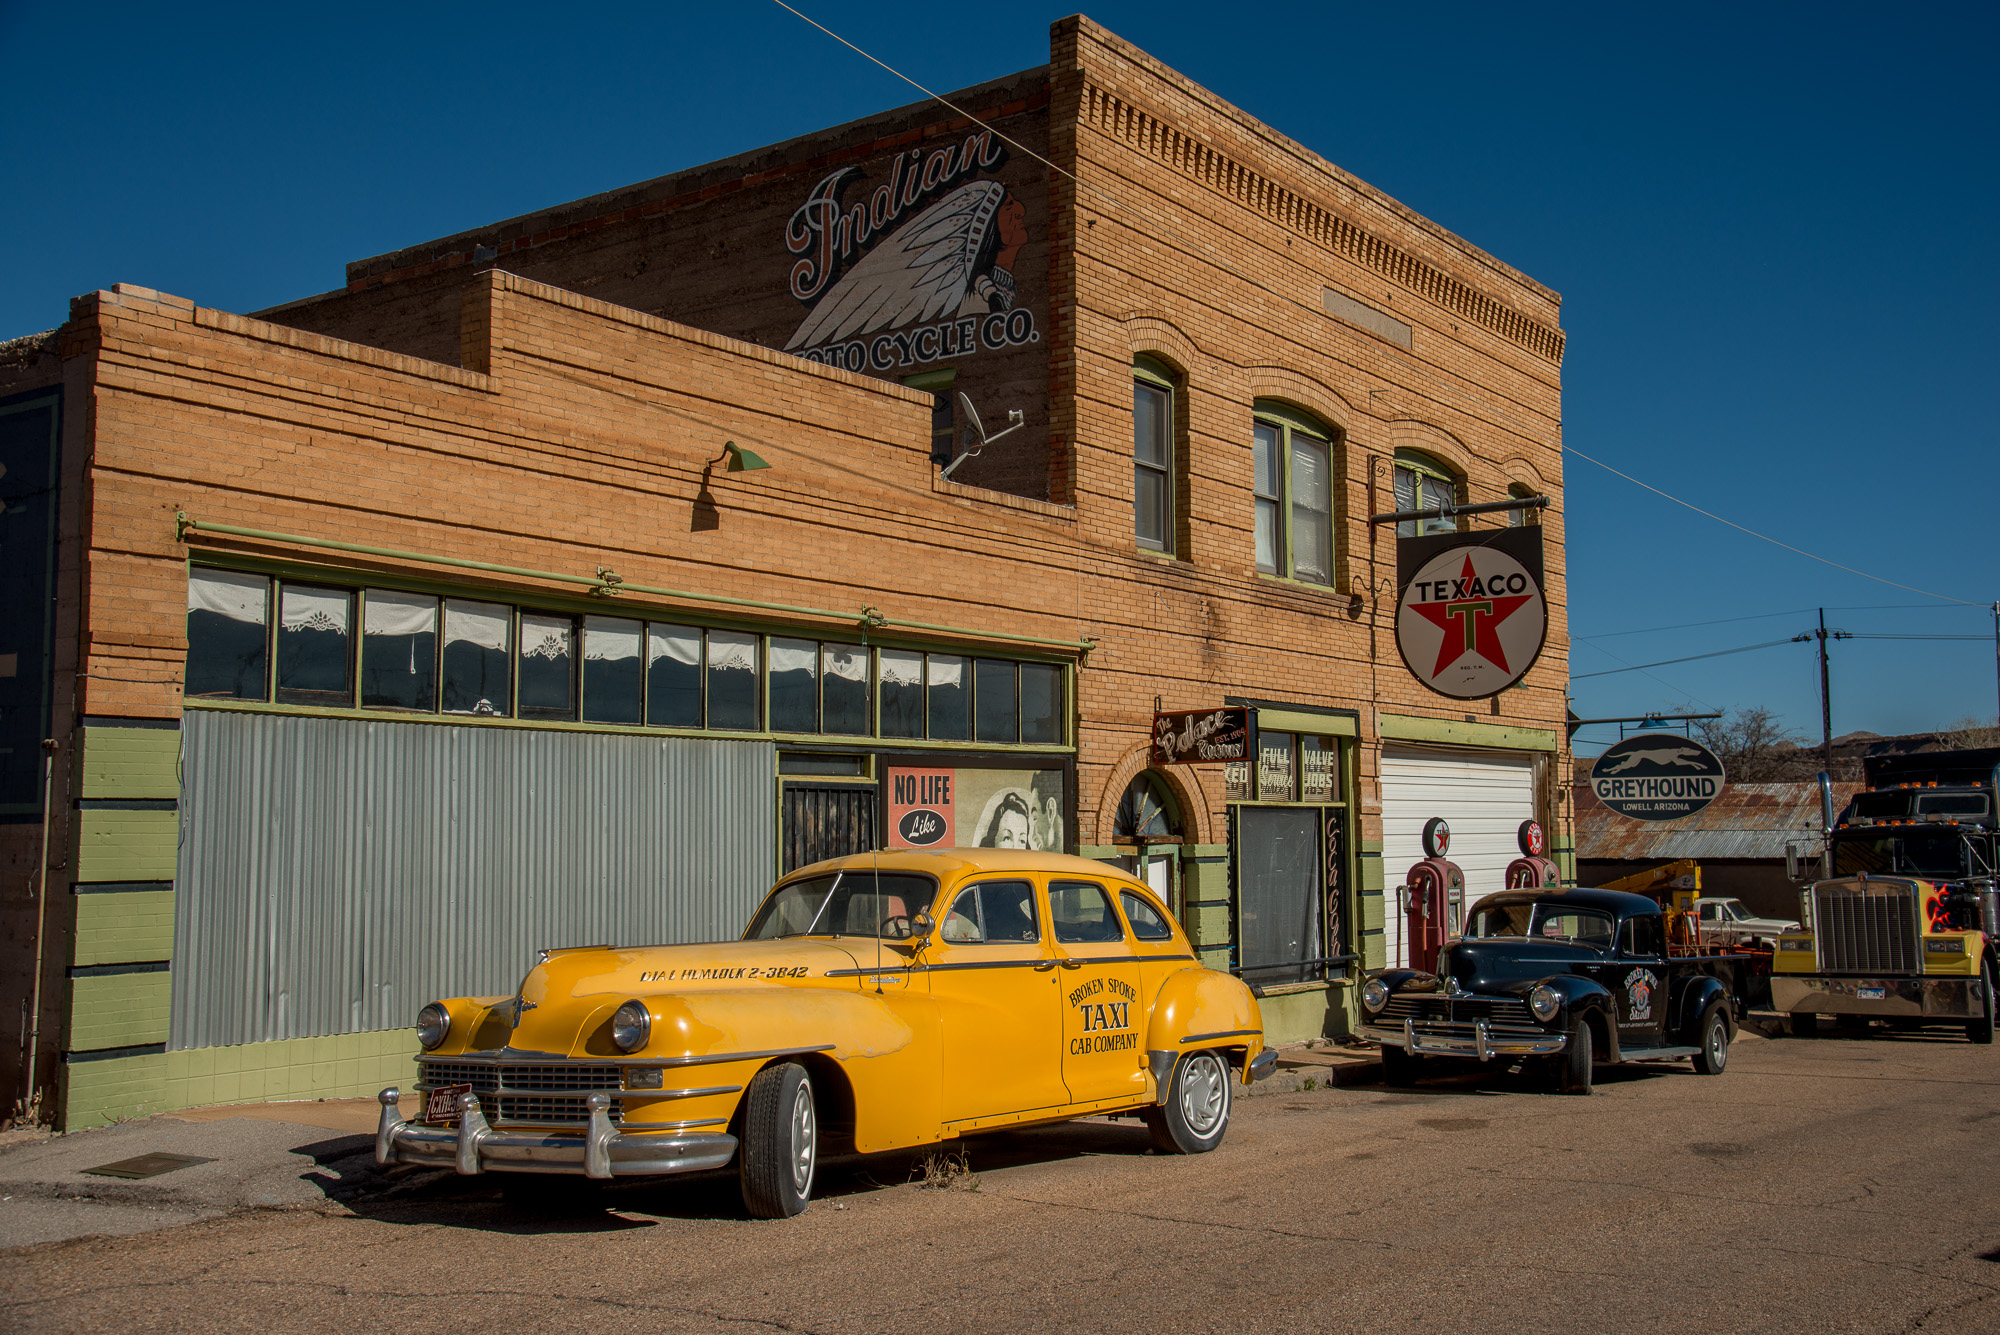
1771,747,1998,1042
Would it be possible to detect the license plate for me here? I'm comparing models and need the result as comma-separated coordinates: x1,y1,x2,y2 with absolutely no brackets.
424,1083,473,1124
1856,987,1886,1001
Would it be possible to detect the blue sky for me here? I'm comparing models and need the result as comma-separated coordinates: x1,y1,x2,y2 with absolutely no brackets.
5,1,1993,752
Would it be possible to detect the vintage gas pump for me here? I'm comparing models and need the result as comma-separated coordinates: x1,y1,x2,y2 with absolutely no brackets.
1504,819,1562,890
1401,817,1465,973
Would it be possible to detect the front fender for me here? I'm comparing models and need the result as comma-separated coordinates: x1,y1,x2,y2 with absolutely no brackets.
1145,968,1265,1084
1533,976,1619,1060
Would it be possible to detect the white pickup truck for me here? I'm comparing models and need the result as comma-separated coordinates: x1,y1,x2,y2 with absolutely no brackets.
1695,896,1798,948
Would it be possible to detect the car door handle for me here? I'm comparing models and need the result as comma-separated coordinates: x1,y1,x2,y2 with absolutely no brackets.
1033,960,1057,972
1058,959,1082,970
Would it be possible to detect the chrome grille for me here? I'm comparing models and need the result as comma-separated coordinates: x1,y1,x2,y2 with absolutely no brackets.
487,1095,622,1127
1381,995,1533,1025
417,1060,622,1095
1812,881,1921,974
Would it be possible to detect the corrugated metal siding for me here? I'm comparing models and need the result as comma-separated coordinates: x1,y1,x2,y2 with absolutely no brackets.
1574,781,1861,861
171,711,776,1050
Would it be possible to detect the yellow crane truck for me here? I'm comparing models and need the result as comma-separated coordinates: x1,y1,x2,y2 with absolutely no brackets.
1773,748,1998,1042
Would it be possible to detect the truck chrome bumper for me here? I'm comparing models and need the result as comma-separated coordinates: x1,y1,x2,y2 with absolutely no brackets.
1772,975,1987,1020
375,1088,737,1179
1360,1018,1568,1061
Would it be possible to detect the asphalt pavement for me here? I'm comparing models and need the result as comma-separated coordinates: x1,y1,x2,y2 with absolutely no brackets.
2,1026,1997,1334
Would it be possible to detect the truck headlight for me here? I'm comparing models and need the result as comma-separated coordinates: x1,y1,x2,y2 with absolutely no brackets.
1361,979,1390,1013
1926,938,1967,954
416,1002,451,1051
1529,986,1559,1022
611,1000,652,1053
1778,937,1813,953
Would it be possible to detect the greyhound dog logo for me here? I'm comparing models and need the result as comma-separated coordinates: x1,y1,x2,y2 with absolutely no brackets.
1600,746,1707,774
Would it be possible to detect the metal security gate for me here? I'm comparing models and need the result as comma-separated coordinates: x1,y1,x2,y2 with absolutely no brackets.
1381,746,1536,968
782,783,877,873
172,710,777,1050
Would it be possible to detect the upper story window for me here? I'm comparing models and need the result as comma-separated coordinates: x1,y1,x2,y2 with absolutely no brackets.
1251,402,1335,586
1393,450,1459,538
1508,482,1541,527
1132,357,1177,555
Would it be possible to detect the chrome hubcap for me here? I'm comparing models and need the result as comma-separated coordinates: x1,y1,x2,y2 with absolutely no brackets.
1179,1053,1226,1136
1709,1020,1727,1066
789,1082,816,1197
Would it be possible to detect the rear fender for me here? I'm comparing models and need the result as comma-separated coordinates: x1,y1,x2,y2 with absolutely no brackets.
1144,968,1265,1086
1672,975,1731,1044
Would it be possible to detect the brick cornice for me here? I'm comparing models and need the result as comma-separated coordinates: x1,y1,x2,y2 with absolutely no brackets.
1079,84,1566,366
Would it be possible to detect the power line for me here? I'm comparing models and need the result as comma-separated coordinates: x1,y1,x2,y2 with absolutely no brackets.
1573,637,1803,680
1566,445,1984,607
1578,609,1815,640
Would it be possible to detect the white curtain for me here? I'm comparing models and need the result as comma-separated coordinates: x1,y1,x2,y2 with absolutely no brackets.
879,648,922,687
520,613,572,662
363,590,436,637
648,624,700,668
927,655,965,688
188,569,268,624
584,616,641,663
279,586,349,634
822,643,867,682
707,630,757,674
444,600,510,652
769,638,817,677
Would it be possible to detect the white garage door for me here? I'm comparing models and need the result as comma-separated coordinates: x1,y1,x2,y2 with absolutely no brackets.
1380,746,1537,968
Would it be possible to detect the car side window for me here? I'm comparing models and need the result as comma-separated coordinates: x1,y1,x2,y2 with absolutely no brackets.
1620,914,1663,958
1119,889,1174,942
1051,880,1126,944
942,880,1039,945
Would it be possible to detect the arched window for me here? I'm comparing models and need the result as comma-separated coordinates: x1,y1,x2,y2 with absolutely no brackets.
1132,356,1178,555
1508,482,1541,527
1114,772,1183,906
1251,402,1337,586
1393,450,1459,538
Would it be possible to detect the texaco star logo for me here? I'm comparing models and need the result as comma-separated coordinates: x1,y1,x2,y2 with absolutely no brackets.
1396,546,1547,699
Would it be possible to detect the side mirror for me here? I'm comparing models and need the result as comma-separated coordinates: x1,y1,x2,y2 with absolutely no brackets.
908,911,935,946
1784,845,1801,882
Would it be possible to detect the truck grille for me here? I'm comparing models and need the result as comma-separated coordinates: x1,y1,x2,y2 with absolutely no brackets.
1812,879,1921,974
1381,995,1532,1025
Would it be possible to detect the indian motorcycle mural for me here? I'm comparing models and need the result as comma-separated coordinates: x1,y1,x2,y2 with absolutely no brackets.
782,129,1039,374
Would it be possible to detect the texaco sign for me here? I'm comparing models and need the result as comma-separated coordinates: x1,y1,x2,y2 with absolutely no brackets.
1395,527,1548,700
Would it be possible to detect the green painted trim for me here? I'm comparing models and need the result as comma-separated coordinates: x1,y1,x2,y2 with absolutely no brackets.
59,1028,421,1130
1358,838,1383,853
76,809,179,882
184,699,1074,755
1360,859,1385,891
1379,714,1558,752
1181,843,1228,858
1359,893,1386,933
69,970,172,1052
73,890,175,967
902,368,957,392
81,728,182,800
1076,845,1119,859
1254,709,1358,738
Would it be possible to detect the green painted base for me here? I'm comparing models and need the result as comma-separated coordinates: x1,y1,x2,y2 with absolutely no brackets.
61,1029,418,1129
1256,983,1357,1044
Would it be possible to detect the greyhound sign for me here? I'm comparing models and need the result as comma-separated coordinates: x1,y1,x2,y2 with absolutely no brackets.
1590,733,1727,821
1395,526,1547,700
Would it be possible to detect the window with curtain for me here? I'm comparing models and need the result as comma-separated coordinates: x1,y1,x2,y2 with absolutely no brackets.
1251,404,1336,586
1394,451,1459,538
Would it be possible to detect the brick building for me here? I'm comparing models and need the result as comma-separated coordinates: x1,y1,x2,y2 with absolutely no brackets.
0,16,1569,1128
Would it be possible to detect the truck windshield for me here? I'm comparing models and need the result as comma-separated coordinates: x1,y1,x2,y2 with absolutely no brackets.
1466,902,1615,948
1832,834,1967,879
743,871,939,940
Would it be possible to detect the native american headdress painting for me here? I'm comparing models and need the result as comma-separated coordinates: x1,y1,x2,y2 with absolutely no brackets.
785,180,1020,352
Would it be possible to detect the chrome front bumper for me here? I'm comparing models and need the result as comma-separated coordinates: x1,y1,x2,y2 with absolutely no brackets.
1360,1016,1568,1061
375,1088,738,1179
1772,975,1987,1020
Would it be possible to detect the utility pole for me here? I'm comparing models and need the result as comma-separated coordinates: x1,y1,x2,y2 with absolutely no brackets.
1991,602,1999,726
1818,608,1834,776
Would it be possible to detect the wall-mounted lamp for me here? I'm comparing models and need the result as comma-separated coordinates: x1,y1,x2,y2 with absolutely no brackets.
716,440,771,472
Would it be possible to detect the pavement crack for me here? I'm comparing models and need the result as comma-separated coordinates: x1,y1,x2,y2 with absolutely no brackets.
984,1192,1392,1246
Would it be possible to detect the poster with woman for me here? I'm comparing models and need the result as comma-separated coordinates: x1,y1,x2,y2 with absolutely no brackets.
887,765,1065,851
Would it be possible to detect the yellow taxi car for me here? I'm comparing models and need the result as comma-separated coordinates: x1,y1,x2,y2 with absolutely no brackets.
375,848,1272,1216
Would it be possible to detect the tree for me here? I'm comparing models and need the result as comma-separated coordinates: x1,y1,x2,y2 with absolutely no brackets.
1691,706,1811,782
1943,716,2000,749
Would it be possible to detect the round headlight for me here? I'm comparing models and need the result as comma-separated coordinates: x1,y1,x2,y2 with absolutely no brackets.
416,1002,451,1051
1361,979,1390,1013
1529,985,1559,1022
611,1000,651,1053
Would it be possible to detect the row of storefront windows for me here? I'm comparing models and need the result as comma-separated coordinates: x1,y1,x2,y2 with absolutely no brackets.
184,568,1066,744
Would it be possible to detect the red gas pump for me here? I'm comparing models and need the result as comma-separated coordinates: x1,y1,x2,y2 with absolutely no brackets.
1504,819,1562,890
1402,817,1465,973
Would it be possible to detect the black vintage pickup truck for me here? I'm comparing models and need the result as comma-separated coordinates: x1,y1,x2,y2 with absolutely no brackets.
1358,887,1754,1095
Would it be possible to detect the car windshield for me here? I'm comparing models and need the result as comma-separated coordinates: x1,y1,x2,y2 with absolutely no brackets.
743,871,938,940
1466,901,1614,948
1832,834,1968,879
